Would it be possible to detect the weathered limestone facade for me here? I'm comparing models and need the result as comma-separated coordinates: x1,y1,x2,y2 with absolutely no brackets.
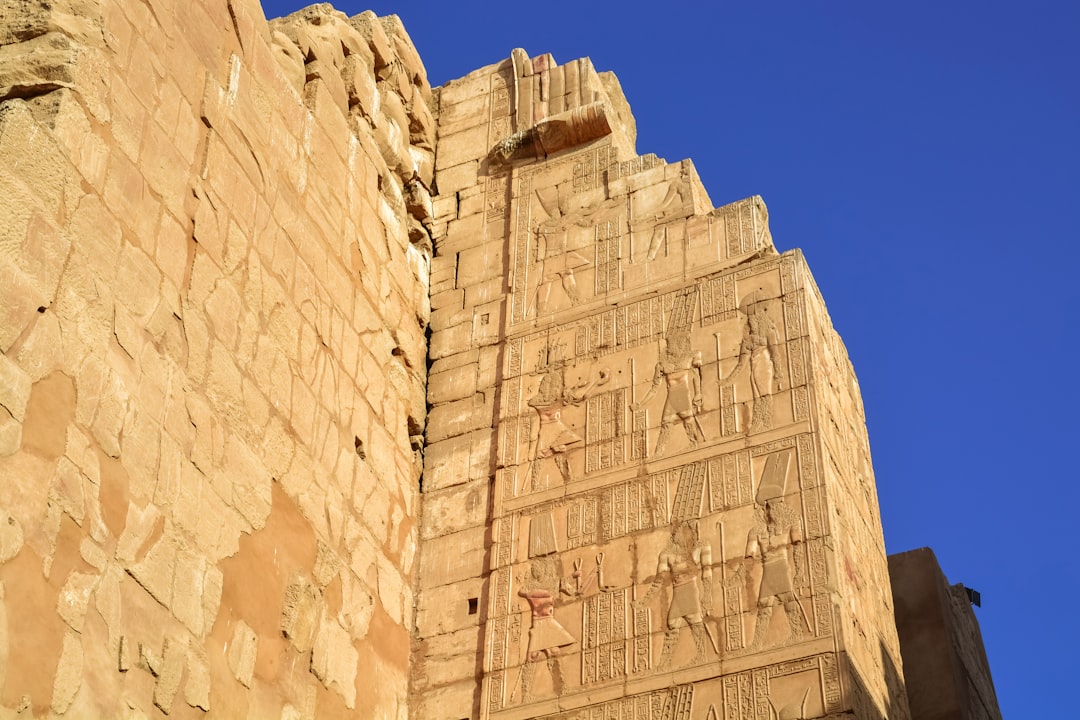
0,1,998,719
0,0,432,716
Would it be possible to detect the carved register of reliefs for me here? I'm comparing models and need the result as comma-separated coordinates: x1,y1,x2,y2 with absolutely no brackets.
743,450,810,651
635,523,717,670
721,654,841,720
633,332,705,457
719,292,785,435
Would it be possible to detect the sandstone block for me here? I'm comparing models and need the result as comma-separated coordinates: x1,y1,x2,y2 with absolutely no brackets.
417,526,486,588
227,620,257,688
311,611,359,709
0,354,32,422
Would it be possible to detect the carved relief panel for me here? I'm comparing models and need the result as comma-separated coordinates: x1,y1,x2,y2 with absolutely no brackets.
477,141,850,717
482,428,836,717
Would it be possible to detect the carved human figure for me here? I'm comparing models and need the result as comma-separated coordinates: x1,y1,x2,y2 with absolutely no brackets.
526,345,609,490
719,294,783,434
533,222,590,316
632,333,704,456
635,522,714,670
642,178,691,262
516,554,579,702
530,189,626,316
744,497,809,650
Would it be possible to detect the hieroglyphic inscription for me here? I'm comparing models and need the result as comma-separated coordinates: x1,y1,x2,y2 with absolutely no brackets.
489,614,509,711
783,295,803,341
510,172,535,323
496,515,515,569
594,219,622,295
720,384,737,437
802,481,826,540
699,272,737,324
504,288,682,363
489,671,506,714
753,669,770,720
573,145,616,191
787,337,807,389
750,436,797,458
779,254,798,296
723,670,756,720
585,387,626,473
796,433,818,488
598,474,669,542
530,684,679,719
486,175,508,223
489,72,512,146
632,602,651,674
608,153,661,181
733,257,783,282
630,404,647,460
808,539,832,639
566,495,599,549
722,198,756,258
581,589,629,685
822,653,842,713
708,450,752,512
721,654,841,720
491,566,512,621
793,386,810,422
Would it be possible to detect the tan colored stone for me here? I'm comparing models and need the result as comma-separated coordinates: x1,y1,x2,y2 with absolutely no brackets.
227,620,257,688
311,610,359,709
51,630,83,713
0,354,31,423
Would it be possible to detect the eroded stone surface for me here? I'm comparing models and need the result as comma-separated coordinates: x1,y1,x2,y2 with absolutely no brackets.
0,0,427,715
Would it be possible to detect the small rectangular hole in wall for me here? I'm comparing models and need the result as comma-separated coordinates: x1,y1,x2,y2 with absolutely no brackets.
468,597,478,615
480,313,490,325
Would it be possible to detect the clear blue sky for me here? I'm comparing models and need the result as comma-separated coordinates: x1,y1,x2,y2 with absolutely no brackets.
262,1,1078,715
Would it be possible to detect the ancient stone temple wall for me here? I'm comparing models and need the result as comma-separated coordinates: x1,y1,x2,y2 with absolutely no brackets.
417,51,912,720
1,1,974,718
0,0,432,716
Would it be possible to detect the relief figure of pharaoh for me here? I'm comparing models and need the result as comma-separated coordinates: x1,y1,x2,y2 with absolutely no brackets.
631,332,704,456
515,555,578,702
526,346,609,490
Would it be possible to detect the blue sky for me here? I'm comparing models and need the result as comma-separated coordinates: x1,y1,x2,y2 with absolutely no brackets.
262,1,1078,715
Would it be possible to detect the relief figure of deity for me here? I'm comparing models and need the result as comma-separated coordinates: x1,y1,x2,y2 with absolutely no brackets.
743,455,809,650
631,332,704,456
720,292,783,434
635,522,717,670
